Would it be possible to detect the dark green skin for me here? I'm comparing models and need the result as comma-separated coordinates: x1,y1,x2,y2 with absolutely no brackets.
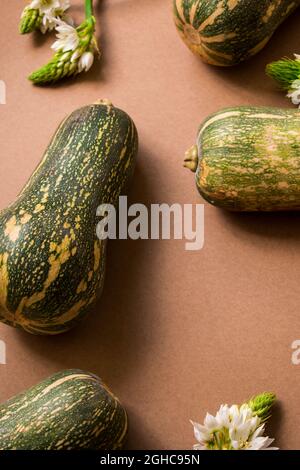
0,370,128,450
174,0,300,65
0,103,138,335
196,106,300,211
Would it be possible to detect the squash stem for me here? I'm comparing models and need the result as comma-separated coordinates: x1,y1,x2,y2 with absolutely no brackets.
184,145,199,173
85,0,94,19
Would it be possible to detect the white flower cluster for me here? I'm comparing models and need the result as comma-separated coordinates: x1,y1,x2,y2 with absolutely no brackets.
22,0,97,81
23,0,71,33
52,21,95,73
192,403,278,450
287,55,300,106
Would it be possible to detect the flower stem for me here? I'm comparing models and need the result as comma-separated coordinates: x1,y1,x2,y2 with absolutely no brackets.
85,0,94,19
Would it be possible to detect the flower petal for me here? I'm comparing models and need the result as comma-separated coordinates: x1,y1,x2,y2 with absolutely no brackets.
204,413,218,431
193,444,208,450
78,51,94,73
190,420,210,443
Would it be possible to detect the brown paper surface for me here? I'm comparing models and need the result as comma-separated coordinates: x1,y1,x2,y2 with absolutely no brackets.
0,0,300,450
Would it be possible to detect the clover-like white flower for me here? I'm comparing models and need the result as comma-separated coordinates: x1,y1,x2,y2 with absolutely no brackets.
192,397,278,451
78,51,95,73
30,0,70,15
20,0,71,34
267,53,300,107
29,16,98,84
287,79,300,106
51,21,80,52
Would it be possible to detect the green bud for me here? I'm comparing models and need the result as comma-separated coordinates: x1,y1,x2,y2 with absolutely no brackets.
247,392,276,422
266,58,300,91
19,8,41,34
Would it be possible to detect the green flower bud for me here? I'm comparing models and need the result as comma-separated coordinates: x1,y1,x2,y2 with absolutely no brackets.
266,58,300,91
247,392,276,422
19,8,41,34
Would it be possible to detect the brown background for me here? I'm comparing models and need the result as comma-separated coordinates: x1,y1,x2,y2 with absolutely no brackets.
1,0,300,450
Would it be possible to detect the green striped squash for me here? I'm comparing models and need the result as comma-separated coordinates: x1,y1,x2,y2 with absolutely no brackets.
173,0,300,66
0,101,138,335
184,106,300,211
0,370,127,450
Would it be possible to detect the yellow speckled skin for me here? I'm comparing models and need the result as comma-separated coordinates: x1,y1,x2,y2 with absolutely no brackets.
194,106,300,211
0,103,138,335
0,369,128,450
173,0,300,66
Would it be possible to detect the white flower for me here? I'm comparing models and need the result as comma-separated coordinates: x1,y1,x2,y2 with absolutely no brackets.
246,425,277,450
29,0,70,15
50,20,96,74
40,12,73,34
51,21,79,52
288,79,300,106
192,403,278,450
77,51,94,73
29,15,98,84
39,13,57,33
23,0,71,34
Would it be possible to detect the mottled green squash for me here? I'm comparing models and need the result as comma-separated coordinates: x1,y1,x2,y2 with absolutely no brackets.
0,101,138,335
173,0,300,66
0,370,127,450
184,106,300,211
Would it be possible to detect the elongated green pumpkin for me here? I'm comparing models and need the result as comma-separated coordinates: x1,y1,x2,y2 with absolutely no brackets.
184,106,300,211
0,101,138,335
0,369,127,450
173,0,300,66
